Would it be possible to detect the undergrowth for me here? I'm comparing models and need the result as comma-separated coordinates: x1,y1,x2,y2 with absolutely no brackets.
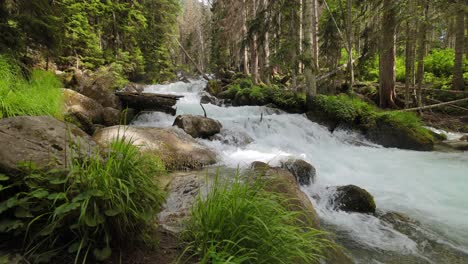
181,176,333,263
0,137,165,263
311,94,434,140
0,55,63,119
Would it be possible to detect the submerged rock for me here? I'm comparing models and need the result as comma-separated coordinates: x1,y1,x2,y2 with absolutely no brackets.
210,128,253,146
93,126,217,170
0,116,97,176
280,159,316,185
331,185,376,214
200,92,222,106
173,115,222,139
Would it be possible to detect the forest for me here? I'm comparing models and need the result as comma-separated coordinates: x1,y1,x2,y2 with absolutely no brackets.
0,0,467,263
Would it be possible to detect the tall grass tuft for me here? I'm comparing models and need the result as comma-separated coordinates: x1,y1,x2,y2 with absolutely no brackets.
0,55,63,119
181,176,333,264
0,137,166,263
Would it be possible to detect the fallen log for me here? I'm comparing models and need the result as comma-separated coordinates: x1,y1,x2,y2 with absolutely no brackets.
398,97,468,112
317,60,355,82
175,38,210,81
427,98,468,112
116,92,183,115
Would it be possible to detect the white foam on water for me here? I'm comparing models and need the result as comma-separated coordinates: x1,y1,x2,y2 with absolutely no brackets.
133,79,468,260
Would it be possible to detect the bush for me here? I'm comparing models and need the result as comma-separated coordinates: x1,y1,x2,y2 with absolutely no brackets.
0,137,165,263
0,55,63,119
181,176,332,264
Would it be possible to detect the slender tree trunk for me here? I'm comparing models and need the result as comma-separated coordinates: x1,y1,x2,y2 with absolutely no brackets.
405,1,417,108
453,3,465,90
262,0,270,84
304,0,317,109
242,0,250,75
312,0,319,69
379,0,397,108
347,0,354,88
416,1,429,106
250,0,259,84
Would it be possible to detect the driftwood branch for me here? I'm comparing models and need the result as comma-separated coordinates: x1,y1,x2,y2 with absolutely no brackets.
175,38,210,81
399,97,468,112
200,103,207,118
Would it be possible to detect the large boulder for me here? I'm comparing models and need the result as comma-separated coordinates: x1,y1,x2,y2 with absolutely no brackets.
93,126,217,170
250,162,320,228
249,162,353,263
330,185,376,214
63,88,104,133
102,107,121,127
76,67,122,109
173,115,222,139
0,116,97,176
280,159,316,185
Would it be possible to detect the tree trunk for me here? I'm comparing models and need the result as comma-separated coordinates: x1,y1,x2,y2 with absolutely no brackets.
242,0,250,75
379,0,397,108
250,0,259,84
346,0,354,88
262,0,270,83
453,4,465,91
304,0,317,109
415,1,429,106
404,1,417,108
312,0,319,69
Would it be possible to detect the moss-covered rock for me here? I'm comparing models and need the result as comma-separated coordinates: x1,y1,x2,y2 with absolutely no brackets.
280,159,316,186
331,185,376,214
307,94,435,151
367,113,434,151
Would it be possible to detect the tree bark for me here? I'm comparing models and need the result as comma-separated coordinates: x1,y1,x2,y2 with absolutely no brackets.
453,3,465,91
415,1,429,107
262,0,270,84
242,0,250,76
312,0,319,69
304,0,317,109
379,0,397,108
404,1,417,108
250,0,259,84
346,0,354,88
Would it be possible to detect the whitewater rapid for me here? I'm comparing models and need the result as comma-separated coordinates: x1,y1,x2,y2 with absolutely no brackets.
133,79,468,263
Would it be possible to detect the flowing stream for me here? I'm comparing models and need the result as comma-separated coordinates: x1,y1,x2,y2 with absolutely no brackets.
133,79,468,263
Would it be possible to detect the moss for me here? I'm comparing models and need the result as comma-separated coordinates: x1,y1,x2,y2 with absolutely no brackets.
207,80,223,96
377,112,434,143
308,94,435,150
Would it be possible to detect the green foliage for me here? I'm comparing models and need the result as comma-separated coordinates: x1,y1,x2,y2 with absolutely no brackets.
312,94,376,127
377,111,433,141
0,137,166,262
181,176,332,263
310,94,433,140
424,49,468,78
225,78,306,111
0,56,63,119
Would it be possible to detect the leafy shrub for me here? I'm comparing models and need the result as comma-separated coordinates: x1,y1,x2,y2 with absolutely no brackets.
424,49,454,77
181,176,332,263
0,137,165,263
0,55,63,119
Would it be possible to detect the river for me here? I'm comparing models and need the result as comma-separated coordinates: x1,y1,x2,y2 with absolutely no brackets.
133,79,468,263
